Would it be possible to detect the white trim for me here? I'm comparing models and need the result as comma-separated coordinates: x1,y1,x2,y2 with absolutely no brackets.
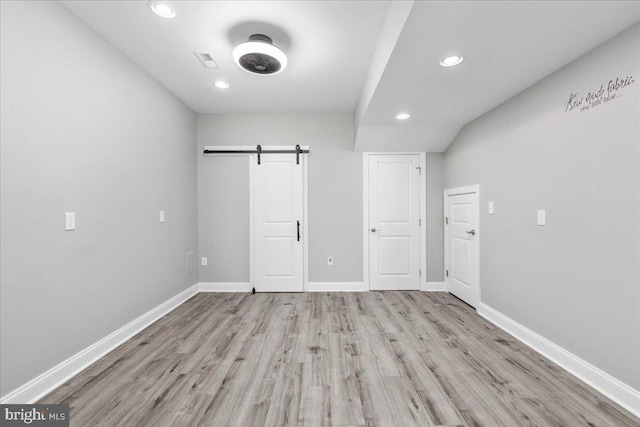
0,284,200,404
478,303,640,419
362,154,370,289
421,281,446,292
198,282,252,292
443,184,481,308
443,184,478,197
418,154,427,291
307,282,366,292
362,152,427,291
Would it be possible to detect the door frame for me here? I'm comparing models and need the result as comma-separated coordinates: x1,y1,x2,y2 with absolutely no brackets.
204,145,308,292
443,184,481,306
362,152,427,291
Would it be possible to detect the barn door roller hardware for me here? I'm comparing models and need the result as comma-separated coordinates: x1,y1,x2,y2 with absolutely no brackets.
203,145,309,165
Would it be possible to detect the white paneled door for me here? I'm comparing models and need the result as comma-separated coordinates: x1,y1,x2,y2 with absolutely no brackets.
253,154,304,292
445,189,479,307
368,154,421,290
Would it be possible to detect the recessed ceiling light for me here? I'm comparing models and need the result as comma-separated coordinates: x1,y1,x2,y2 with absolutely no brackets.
214,81,230,89
233,34,287,75
395,113,411,120
440,55,464,67
148,1,175,19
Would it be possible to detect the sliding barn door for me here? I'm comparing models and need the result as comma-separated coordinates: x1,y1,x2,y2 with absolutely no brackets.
253,154,304,292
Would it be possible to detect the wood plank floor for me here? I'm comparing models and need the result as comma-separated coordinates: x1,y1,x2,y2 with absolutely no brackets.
41,292,638,426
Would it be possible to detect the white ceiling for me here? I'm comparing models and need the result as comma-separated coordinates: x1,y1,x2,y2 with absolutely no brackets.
61,1,640,152
356,1,640,151
60,0,391,114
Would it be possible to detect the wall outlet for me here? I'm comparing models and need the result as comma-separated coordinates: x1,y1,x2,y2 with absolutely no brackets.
488,202,494,214
201,257,208,266
537,210,546,226
65,212,76,231
159,210,165,223
327,256,333,265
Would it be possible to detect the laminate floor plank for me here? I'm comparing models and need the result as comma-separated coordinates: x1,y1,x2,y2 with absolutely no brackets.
39,292,638,426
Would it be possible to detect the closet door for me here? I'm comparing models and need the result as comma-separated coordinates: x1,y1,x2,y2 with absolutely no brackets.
368,154,421,290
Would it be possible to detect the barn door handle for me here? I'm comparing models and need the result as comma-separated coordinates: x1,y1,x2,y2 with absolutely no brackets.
297,220,301,241
466,229,476,236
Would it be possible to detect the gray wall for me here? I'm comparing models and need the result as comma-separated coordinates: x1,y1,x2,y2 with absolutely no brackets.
198,114,445,284
444,24,640,389
197,114,363,283
0,1,197,396
426,154,444,282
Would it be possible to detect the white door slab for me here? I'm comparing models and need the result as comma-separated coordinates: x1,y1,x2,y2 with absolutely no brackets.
445,188,480,307
368,154,421,290
253,154,304,292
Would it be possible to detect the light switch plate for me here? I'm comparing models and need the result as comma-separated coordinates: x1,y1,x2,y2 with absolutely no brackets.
537,210,546,226
201,257,208,266
159,210,165,223
488,202,494,214
65,212,76,231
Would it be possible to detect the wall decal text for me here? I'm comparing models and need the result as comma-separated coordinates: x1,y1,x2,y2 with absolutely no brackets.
564,76,634,112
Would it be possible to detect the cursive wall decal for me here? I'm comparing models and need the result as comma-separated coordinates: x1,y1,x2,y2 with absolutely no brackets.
564,75,634,113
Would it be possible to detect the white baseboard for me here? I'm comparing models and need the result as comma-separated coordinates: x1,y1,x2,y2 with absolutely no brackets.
421,281,446,292
199,282,369,293
198,282,251,292
0,284,200,404
478,303,640,419
307,282,366,292
8,283,637,420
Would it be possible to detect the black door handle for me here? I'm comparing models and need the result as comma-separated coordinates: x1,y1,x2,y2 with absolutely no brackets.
297,220,301,241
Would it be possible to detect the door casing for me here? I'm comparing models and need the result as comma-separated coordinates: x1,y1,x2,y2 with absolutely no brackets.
363,152,427,291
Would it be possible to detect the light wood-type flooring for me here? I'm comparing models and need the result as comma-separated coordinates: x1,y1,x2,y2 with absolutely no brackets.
41,292,639,426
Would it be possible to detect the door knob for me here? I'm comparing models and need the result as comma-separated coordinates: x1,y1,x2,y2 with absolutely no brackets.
370,228,380,233
465,229,476,236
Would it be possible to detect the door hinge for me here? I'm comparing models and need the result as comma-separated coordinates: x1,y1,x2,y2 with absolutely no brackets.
419,219,422,226
416,166,421,175
419,269,422,277
445,217,449,225
446,270,449,277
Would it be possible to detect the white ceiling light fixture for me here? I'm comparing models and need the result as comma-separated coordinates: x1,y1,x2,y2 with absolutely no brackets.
214,81,230,89
233,34,287,75
440,55,464,67
148,1,175,19
395,113,411,120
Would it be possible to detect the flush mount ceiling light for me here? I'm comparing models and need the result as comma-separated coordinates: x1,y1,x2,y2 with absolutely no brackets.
395,113,411,120
440,55,464,67
148,1,175,18
233,34,287,75
214,81,230,89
